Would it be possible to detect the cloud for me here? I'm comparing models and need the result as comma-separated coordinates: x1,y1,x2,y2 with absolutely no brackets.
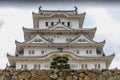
0,19,4,28
106,7,120,22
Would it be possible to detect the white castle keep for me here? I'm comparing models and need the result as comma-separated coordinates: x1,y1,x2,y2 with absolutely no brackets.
7,7,114,70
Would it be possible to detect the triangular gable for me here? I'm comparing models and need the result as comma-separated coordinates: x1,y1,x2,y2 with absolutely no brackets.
48,22,72,30
70,34,94,43
26,34,49,43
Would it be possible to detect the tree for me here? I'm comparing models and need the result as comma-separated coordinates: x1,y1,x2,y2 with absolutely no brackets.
50,56,71,70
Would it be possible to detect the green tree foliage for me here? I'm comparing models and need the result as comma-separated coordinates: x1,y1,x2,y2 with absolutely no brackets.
50,56,71,70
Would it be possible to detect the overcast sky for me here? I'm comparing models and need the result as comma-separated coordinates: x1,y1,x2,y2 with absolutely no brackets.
0,0,120,69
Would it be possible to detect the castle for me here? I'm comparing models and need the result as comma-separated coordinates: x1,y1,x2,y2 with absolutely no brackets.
7,7,114,70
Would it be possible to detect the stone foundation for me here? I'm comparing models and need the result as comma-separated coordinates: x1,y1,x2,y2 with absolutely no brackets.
0,69,120,80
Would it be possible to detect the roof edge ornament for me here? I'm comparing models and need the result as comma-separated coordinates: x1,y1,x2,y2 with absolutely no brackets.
74,6,78,14
39,6,42,14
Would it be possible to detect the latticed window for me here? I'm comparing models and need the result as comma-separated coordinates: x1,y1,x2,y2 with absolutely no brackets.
86,50,92,54
28,50,34,55
21,64,27,69
34,64,41,70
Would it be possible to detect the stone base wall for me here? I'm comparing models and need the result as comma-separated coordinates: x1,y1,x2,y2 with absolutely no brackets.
0,69,120,80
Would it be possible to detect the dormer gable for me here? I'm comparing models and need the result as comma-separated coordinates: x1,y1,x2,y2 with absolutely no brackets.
70,34,94,43
48,21,72,30
26,34,49,43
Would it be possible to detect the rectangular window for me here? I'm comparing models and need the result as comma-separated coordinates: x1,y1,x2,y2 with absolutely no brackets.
77,50,79,54
86,50,89,54
46,22,48,26
51,22,54,26
29,50,34,55
98,64,101,69
21,64,27,69
34,64,41,70
34,65,37,70
89,50,92,54
24,65,27,69
21,64,23,69
86,50,92,54
62,22,64,25
85,64,87,69
29,50,31,54
41,50,44,54
68,22,70,26
32,50,34,54
81,64,84,69
95,64,97,69
38,65,41,70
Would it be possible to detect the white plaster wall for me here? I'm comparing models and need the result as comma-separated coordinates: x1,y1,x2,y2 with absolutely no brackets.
16,61,106,70
79,61,106,69
16,61,46,70
23,47,58,56
64,47,97,57
39,17,79,29
43,34,77,43
23,46,99,57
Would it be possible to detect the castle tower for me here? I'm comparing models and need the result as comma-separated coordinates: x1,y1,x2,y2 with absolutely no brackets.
7,7,114,70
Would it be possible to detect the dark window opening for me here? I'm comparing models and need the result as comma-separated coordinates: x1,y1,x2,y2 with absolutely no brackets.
51,22,54,26
46,22,48,26
68,22,70,26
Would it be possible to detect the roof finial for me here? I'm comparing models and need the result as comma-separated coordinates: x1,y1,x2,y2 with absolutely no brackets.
39,6,42,12
58,19,61,22
74,6,78,14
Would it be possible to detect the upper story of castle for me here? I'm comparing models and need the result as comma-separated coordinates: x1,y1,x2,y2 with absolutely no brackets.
32,6,86,29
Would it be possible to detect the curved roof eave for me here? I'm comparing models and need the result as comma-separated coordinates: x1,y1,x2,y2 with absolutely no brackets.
32,12,86,18
23,27,97,33
7,51,115,60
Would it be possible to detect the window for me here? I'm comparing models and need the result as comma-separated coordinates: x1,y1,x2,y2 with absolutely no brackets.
81,64,87,69
29,50,31,54
24,65,27,69
62,22,64,25
21,64,27,69
95,64,97,69
32,50,34,54
98,64,101,69
89,50,92,54
51,22,54,26
46,22,48,26
95,64,101,69
86,50,88,54
68,22,70,26
34,65,37,70
81,64,84,69
34,64,41,70
28,50,34,55
38,65,41,70
21,65,23,69
86,50,92,54
85,64,87,69
77,50,79,54
41,50,44,54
